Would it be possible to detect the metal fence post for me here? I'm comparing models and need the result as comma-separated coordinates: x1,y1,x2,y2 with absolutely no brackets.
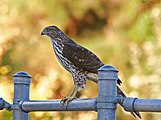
13,72,31,120
97,65,118,120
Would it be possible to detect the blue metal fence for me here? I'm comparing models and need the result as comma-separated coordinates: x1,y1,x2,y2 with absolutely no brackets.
1,65,161,120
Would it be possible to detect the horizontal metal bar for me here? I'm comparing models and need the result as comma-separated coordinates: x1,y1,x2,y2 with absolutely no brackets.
21,98,97,112
21,96,161,113
118,96,161,112
134,98,161,112
0,98,12,111
0,98,5,110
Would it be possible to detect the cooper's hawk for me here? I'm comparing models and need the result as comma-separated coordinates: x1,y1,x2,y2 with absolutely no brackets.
41,25,141,118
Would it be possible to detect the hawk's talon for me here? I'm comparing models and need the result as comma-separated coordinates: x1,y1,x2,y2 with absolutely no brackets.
60,97,68,107
60,97,77,108
65,97,77,108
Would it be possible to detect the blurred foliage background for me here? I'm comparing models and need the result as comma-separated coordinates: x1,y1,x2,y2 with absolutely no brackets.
0,0,161,120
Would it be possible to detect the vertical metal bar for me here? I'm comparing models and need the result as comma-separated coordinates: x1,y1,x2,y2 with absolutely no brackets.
13,72,31,120
97,65,118,120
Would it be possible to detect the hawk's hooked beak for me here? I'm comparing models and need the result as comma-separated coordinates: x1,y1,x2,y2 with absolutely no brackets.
41,31,45,36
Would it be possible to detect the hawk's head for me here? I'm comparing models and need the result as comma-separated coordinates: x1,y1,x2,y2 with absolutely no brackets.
41,26,63,39
41,25,75,44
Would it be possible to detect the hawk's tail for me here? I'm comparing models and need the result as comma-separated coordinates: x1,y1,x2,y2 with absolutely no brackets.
117,86,142,119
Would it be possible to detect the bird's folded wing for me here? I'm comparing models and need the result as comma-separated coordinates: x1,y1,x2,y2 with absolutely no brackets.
62,43,104,73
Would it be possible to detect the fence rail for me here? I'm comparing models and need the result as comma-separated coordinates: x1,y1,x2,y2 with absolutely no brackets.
1,65,161,120
20,99,97,112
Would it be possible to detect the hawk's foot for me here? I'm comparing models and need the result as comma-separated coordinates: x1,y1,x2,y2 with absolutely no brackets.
60,96,77,108
60,86,78,108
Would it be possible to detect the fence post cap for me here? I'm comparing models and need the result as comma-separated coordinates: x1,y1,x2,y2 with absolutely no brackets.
98,65,118,72
13,71,31,78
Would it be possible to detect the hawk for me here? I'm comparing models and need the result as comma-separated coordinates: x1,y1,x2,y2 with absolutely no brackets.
41,25,141,118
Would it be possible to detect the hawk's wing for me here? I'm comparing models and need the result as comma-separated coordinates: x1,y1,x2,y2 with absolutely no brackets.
62,42,104,73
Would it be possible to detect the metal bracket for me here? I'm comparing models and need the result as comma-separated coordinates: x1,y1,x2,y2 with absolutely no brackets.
117,96,137,112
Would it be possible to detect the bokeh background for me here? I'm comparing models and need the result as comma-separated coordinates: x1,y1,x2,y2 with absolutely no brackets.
1,0,161,120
